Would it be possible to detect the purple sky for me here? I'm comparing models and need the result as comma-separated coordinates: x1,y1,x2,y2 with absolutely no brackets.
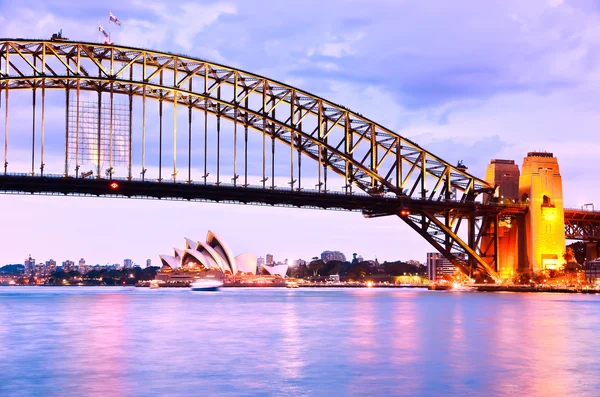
1,0,600,266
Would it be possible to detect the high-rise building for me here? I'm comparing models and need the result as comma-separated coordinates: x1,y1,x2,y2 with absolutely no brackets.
427,253,465,281
35,263,45,277
266,254,274,266
45,259,56,275
24,255,35,276
124,259,133,269
146,259,152,268
62,260,75,273
257,257,265,267
321,251,346,263
78,258,87,274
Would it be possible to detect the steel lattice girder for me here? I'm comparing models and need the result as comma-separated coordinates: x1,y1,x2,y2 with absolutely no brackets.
0,39,510,279
0,39,493,198
564,209,600,241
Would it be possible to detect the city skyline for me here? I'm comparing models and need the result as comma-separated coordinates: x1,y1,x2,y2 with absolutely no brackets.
2,0,600,266
2,241,404,269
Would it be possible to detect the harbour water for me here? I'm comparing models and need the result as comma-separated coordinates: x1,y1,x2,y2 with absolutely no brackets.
0,287,599,397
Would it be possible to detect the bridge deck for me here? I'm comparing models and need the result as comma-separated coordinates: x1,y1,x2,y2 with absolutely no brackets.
0,174,524,217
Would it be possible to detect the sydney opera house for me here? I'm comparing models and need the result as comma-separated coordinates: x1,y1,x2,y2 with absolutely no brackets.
156,231,288,283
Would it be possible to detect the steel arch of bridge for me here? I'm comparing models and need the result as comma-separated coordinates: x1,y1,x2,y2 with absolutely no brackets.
0,39,507,279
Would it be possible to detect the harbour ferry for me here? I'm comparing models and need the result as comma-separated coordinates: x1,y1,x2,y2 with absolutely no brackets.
190,278,223,292
428,280,452,291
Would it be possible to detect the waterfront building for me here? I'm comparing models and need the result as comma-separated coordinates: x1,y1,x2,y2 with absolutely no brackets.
124,259,133,269
427,253,466,281
45,259,56,275
584,258,600,284
24,255,35,276
62,260,75,273
321,251,346,263
266,254,274,266
35,263,44,277
78,258,86,274
156,231,266,283
146,259,152,268
257,257,265,267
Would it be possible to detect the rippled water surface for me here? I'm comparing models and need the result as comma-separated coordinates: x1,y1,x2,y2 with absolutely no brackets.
1,287,599,397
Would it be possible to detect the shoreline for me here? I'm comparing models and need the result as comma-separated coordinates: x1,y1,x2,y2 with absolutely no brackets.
2,283,599,294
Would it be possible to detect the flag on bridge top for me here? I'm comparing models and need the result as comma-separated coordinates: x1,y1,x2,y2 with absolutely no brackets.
109,11,121,26
98,24,109,38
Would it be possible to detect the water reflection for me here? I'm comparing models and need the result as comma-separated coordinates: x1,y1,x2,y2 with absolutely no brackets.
1,287,600,397
278,298,304,381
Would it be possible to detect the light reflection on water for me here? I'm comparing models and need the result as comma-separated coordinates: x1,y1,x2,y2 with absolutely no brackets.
0,287,599,397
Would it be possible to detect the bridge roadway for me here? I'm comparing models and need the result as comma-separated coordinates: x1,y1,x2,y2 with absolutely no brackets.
0,174,524,218
3,174,599,242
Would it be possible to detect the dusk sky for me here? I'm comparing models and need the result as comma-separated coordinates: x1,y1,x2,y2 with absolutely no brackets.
1,0,600,267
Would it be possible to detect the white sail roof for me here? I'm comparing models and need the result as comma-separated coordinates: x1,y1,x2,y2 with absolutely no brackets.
235,253,257,275
182,249,211,270
262,264,288,278
159,255,180,269
207,231,237,275
196,241,226,273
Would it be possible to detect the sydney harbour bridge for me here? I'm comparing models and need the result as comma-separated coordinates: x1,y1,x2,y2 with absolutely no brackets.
0,38,599,281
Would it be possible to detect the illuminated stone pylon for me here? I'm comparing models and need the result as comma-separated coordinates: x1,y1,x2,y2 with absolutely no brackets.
519,152,566,273
485,160,523,279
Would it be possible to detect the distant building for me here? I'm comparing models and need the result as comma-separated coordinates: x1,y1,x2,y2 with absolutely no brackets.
24,255,35,276
78,258,87,274
321,251,346,263
146,259,152,268
427,253,465,281
45,259,56,275
293,259,306,267
62,260,75,273
124,259,133,269
584,259,600,284
266,254,274,266
35,263,45,277
257,257,265,267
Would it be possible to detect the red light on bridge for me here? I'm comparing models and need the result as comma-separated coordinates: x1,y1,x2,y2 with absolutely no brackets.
110,182,119,190
400,209,411,217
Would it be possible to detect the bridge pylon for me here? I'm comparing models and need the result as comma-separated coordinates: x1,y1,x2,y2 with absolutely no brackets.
486,153,567,279
520,152,566,274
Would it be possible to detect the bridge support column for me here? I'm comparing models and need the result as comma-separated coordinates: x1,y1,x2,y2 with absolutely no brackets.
485,159,522,280
586,242,598,262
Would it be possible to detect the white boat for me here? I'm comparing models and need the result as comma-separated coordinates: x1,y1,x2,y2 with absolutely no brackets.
190,278,223,291
286,281,299,288
149,280,160,289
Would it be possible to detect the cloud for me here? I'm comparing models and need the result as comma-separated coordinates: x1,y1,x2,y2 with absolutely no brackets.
307,32,367,58
128,0,237,52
